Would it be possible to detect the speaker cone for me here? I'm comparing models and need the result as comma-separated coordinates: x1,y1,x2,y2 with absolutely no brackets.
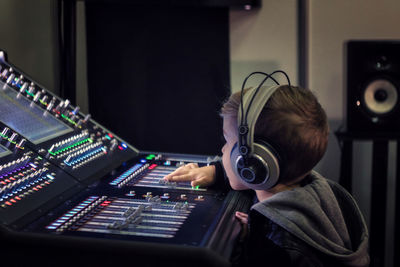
363,79,398,115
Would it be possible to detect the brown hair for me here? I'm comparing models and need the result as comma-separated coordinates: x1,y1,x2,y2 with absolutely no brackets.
221,85,329,184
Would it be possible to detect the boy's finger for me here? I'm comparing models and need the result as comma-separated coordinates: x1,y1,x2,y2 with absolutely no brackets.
236,211,248,218
168,174,192,182
186,163,199,169
191,176,212,187
163,167,187,180
163,173,175,180
191,177,206,187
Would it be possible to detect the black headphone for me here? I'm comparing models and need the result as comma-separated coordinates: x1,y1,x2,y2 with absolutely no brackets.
230,71,291,190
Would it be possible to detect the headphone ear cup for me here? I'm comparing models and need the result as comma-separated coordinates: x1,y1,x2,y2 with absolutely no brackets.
252,140,280,189
230,140,280,190
230,142,242,179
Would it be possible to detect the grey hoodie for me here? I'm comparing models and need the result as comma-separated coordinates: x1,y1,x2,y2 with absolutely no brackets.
251,171,370,267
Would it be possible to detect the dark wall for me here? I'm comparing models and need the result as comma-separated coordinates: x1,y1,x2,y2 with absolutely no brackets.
85,3,231,155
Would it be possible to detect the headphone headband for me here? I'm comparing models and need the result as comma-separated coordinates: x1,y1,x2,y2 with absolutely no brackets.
238,85,281,157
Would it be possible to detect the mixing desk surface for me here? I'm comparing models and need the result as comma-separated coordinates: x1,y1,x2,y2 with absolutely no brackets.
0,51,251,266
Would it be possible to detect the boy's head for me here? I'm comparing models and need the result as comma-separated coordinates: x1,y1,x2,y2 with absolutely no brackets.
220,85,329,190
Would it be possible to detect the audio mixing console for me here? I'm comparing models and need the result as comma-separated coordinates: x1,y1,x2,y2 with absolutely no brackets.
0,51,251,266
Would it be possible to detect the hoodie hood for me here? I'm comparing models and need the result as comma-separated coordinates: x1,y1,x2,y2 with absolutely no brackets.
251,171,369,267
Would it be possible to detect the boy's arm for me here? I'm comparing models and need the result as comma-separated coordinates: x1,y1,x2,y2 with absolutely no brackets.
207,160,232,192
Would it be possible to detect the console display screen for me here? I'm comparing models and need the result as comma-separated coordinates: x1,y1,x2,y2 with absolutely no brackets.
0,82,73,144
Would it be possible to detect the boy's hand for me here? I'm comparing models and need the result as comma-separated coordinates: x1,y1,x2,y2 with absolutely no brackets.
235,211,249,225
235,211,249,241
163,163,216,187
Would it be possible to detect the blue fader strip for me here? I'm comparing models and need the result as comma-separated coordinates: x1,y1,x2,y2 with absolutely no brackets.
109,163,143,186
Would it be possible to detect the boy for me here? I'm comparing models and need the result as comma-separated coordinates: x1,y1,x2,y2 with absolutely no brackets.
164,84,369,267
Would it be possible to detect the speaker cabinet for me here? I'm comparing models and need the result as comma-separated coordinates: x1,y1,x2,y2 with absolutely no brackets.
345,40,400,133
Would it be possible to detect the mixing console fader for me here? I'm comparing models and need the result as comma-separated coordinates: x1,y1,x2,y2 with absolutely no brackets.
0,50,251,267
0,140,80,228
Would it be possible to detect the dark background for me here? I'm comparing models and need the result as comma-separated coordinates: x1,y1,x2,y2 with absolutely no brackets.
85,3,232,155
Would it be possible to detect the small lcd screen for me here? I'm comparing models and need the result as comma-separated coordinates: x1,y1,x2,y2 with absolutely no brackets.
0,144,10,158
0,81,73,144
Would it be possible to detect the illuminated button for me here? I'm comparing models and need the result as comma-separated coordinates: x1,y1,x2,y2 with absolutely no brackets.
146,154,156,160
192,185,200,190
148,164,157,170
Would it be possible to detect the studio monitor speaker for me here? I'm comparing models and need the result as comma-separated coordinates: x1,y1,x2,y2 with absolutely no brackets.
345,40,400,133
